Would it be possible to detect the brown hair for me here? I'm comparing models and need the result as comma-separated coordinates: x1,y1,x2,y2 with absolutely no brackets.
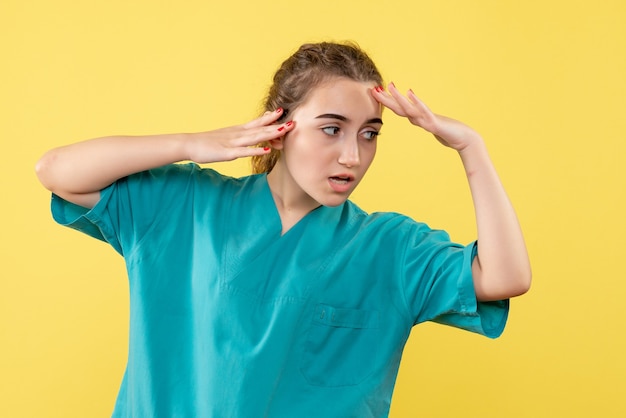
251,41,384,174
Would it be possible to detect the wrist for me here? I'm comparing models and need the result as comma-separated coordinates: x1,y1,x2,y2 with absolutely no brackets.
455,131,485,154
458,138,492,177
179,132,200,162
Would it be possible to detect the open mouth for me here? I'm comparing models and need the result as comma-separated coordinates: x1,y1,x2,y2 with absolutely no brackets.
329,176,352,185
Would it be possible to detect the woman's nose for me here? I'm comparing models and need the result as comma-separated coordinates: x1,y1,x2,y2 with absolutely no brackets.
337,138,360,168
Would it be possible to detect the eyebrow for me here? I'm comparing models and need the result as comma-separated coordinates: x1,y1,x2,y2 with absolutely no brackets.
315,113,383,125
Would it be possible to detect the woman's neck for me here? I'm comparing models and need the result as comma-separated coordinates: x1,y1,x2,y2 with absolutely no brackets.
266,162,320,235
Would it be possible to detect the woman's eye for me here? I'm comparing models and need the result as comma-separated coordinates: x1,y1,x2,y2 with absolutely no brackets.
322,126,340,136
363,131,380,141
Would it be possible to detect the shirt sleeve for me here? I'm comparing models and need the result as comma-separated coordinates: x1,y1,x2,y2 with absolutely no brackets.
50,163,203,256
401,222,509,338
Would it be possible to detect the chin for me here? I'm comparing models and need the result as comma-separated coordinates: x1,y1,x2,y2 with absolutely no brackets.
318,194,351,208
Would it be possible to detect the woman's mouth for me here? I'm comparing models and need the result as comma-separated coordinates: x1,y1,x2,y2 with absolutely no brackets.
330,176,350,184
328,175,355,192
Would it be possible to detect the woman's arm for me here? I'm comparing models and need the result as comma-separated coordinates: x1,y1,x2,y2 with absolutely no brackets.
458,134,531,301
372,83,531,301
36,109,293,209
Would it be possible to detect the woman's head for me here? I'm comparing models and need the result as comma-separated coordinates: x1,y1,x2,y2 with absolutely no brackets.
251,41,383,174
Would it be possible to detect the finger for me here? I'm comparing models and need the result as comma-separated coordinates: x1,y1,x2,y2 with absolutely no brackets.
404,89,439,131
388,83,437,124
218,144,273,162
243,107,285,129
371,85,407,117
234,120,295,148
407,89,420,104
406,89,433,114
244,145,273,158
387,82,416,112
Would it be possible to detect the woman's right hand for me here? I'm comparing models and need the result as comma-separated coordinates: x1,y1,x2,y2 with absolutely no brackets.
186,108,294,163
36,108,293,208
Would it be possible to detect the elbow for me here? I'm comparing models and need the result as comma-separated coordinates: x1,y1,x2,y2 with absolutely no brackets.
510,273,532,298
504,267,532,299
521,269,532,294
35,149,62,193
514,259,533,296
474,265,532,302
35,151,54,192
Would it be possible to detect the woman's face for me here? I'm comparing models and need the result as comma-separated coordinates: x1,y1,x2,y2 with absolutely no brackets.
272,77,383,209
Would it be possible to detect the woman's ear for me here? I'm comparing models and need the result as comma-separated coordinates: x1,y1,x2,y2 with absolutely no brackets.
268,137,284,150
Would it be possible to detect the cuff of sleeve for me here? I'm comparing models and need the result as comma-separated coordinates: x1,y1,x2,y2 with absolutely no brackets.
435,242,510,339
50,185,122,254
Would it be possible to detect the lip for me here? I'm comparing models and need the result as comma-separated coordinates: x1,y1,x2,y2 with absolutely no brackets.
328,173,355,193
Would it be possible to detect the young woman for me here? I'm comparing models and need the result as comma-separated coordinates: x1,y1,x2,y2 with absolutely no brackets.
36,42,531,417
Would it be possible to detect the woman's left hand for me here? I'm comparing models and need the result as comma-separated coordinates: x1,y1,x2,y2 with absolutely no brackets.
372,82,480,152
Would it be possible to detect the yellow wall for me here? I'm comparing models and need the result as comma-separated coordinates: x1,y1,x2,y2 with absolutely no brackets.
2,0,625,416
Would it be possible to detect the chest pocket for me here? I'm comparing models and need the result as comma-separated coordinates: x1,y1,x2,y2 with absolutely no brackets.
300,304,379,387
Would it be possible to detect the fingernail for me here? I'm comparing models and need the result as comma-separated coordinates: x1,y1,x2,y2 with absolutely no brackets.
286,121,293,127
263,146,270,151
276,107,283,113
375,86,383,92
389,82,395,89
278,126,285,132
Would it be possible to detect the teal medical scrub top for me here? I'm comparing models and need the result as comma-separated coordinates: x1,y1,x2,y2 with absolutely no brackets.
51,163,509,418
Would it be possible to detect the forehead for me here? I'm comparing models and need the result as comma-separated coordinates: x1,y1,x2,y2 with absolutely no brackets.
295,77,382,119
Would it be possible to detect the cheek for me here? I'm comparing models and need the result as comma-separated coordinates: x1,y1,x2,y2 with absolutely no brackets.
285,130,326,158
282,134,318,169
362,142,378,165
